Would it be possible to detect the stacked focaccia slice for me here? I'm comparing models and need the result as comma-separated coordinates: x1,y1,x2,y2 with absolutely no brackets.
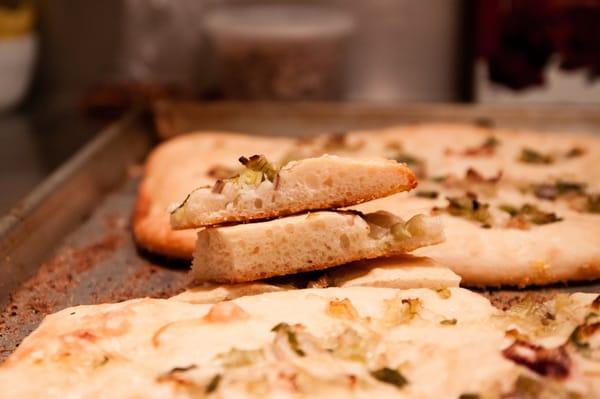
169,154,444,283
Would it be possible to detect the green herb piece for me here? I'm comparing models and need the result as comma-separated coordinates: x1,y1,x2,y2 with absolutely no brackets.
205,374,221,394
370,367,408,389
519,148,554,164
443,194,492,227
440,318,457,326
390,223,412,241
271,323,305,356
430,175,447,183
238,154,278,187
499,204,562,225
499,204,519,217
568,317,600,361
482,136,500,149
416,190,438,199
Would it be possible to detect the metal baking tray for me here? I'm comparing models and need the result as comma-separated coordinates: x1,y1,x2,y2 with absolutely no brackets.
1,102,599,361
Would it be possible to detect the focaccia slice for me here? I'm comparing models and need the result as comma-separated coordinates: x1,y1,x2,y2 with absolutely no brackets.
170,154,416,229
193,210,444,283
171,256,460,304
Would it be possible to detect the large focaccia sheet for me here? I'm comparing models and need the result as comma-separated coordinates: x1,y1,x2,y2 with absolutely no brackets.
133,124,600,286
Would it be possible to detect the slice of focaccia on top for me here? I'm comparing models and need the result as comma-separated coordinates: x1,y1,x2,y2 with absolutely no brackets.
170,154,417,229
192,210,444,283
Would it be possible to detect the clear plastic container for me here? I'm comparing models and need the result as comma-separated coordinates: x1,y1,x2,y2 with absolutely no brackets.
204,4,355,100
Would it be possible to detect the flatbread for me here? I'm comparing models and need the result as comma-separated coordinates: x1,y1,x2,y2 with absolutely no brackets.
1,287,598,398
170,155,416,229
133,124,600,286
328,255,461,289
192,211,444,283
171,257,460,304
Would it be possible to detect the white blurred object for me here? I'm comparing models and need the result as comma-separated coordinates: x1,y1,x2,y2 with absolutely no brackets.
475,59,600,104
0,33,36,111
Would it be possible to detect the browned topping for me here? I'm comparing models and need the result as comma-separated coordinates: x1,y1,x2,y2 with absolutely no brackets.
370,367,408,389
160,365,197,378
416,190,439,199
205,374,222,393
450,136,500,157
586,194,600,214
592,295,600,310
440,318,457,326
502,340,571,379
566,147,585,158
203,302,249,323
211,180,225,194
465,168,503,184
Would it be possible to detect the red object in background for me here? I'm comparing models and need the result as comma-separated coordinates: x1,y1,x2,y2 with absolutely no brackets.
476,0,600,90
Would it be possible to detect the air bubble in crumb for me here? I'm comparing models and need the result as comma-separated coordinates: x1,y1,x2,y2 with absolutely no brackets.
254,198,263,208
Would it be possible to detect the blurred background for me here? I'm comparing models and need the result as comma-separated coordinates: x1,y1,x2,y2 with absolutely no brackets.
0,0,599,213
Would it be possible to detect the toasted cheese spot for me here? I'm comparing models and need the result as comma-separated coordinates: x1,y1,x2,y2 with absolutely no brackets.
204,302,249,323
327,298,360,320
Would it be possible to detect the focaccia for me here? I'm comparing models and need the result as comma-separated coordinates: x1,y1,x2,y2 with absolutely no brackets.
133,124,600,286
193,210,444,283
1,287,598,398
170,155,416,229
172,256,460,304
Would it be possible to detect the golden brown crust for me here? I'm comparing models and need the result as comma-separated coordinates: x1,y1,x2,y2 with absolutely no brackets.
133,124,600,286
